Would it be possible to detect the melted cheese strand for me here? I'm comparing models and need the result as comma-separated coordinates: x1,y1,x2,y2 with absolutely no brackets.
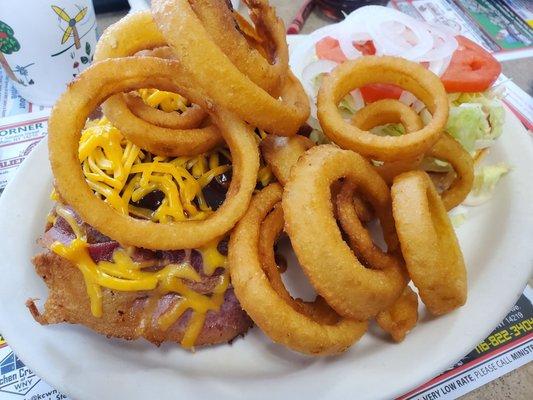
53,92,273,348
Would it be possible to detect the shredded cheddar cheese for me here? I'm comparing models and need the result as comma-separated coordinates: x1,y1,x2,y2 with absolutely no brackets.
138,89,189,113
51,205,228,348
49,91,272,348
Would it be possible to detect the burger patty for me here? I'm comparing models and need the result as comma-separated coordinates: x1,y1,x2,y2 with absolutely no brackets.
28,207,253,347
29,252,253,347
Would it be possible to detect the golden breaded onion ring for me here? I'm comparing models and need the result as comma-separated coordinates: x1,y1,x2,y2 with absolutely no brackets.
189,0,287,95
258,204,341,325
124,94,206,130
391,171,467,315
336,179,404,271
376,286,419,342
126,47,207,130
229,183,366,355
317,56,448,161
102,95,223,157
95,16,223,156
283,145,408,320
151,0,309,136
48,57,259,250
260,134,314,185
351,98,423,133
426,133,474,210
352,98,424,183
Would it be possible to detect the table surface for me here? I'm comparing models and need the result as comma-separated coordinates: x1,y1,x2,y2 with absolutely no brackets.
95,1,532,399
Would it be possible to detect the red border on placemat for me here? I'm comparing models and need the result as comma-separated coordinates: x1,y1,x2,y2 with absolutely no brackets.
0,116,48,131
397,332,533,399
503,100,533,131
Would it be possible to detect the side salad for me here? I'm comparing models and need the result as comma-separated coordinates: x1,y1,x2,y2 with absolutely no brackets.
290,6,510,209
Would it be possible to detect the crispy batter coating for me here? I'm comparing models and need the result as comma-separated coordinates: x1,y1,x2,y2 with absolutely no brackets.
29,252,252,347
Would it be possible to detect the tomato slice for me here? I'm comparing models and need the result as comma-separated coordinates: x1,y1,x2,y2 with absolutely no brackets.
353,41,376,56
359,84,403,103
316,38,396,103
315,36,347,63
316,37,376,62
441,36,501,93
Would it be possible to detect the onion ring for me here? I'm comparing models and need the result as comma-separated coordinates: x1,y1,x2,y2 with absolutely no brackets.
94,11,166,61
336,179,403,270
126,46,207,130
391,171,467,315
233,11,264,51
48,57,259,250
151,0,310,136
95,16,223,157
124,94,206,130
376,286,418,342
229,183,366,355
425,133,474,210
258,204,340,325
102,94,223,157
189,0,287,95
351,98,423,133
317,56,448,161
352,98,424,184
283,145,408,320
351,194,374,223
260,134,314,185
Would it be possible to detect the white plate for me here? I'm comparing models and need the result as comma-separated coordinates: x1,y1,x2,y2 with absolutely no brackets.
0,64,533,400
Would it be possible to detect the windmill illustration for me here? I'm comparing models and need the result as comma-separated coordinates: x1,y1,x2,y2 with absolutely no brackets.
51,5,88,50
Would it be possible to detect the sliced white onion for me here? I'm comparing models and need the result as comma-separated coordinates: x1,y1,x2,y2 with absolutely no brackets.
420,108,432,125
337,36,362,60
412,100,426,113
365,7,433,60
417,27,458,62
350,89,365,111
428,55,453,76
309,100,318,121
301,59,338,97
399,91,417,106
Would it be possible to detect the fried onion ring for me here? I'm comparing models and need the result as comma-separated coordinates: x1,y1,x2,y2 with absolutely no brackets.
376,286,419,342
229,183,366,355
102,94,223,157
426,133,474,210
189,0,287,95
351,98,423,133
124,94,206,130
126,47,207,130
258,204,340,325
48,57,259,250
151,0,310,136
336,179,403,270
260,134,314,185
352,99,424,183
283,145,408,320
391,171,467,315
317,56,448,161
95,16,223,157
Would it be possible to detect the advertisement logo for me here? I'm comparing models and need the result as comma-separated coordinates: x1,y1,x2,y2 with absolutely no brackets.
0,351,40,396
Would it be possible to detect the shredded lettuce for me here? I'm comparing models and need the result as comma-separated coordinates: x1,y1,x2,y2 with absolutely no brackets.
339,95,358,115
464,163,510,206
308,129,330,145
446,93,505,153
370,123,405,137
450,211,467,228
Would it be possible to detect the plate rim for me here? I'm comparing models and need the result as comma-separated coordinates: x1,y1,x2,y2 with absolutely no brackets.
0,87,532,400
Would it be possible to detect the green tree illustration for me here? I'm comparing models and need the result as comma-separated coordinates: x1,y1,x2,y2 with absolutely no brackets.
0,20,21,83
